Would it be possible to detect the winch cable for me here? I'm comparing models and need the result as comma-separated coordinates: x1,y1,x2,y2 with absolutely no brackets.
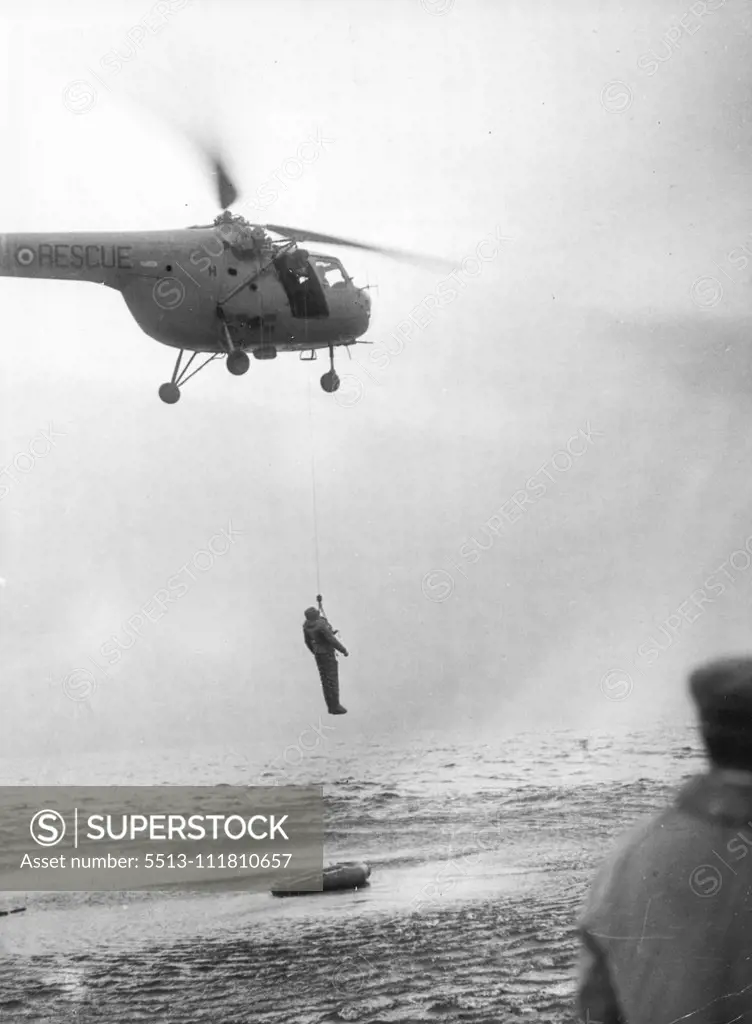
306,377,338,638
307,375,323,604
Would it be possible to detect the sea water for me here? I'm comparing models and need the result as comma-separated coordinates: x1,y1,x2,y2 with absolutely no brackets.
0,723,704,1023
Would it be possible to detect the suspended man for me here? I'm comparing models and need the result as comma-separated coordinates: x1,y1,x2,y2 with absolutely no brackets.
303,605,349,714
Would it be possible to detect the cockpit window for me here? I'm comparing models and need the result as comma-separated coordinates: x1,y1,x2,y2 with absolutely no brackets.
274,250,328,318
311,257,348,288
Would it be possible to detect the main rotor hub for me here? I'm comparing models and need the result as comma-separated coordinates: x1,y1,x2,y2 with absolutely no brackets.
213,212,271,255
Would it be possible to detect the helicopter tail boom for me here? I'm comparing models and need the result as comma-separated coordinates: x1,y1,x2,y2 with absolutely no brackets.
0,233,141,288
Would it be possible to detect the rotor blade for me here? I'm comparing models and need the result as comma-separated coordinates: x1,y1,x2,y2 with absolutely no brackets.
183,125,240,209
209,151,239,210
130,93,241,211
264,224,454,271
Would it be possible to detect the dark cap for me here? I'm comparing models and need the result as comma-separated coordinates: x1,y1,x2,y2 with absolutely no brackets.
690,657,752,726
304,607,319,621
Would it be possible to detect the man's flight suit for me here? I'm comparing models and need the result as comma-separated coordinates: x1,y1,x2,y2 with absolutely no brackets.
303,609,348,714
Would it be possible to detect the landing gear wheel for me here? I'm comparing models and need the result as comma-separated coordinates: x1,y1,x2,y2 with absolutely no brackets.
159,383,181,404
227,350,250,376
158,349,222,403
320,370,341,393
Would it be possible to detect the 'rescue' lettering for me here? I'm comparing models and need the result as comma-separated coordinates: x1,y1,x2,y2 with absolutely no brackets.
36,244,134,270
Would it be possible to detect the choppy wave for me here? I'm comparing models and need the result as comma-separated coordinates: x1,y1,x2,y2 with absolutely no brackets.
0,724,704,1023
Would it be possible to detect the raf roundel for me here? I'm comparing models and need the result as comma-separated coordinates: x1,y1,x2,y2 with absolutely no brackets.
15,247,35,266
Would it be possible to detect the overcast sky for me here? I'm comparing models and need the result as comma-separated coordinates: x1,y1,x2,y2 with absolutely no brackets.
1,0,751,763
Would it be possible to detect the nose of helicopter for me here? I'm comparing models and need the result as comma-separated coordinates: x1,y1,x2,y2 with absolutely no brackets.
356,287,371,329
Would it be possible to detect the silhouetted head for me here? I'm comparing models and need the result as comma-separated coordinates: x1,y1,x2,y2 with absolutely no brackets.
304,607,320,622
690,657,752,771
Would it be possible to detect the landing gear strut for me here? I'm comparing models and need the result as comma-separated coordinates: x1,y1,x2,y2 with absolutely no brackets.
217,312,251,376
158,349,222,404
320,344,340,393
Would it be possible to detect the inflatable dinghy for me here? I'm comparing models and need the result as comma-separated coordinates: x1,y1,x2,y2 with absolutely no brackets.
271,861,371,897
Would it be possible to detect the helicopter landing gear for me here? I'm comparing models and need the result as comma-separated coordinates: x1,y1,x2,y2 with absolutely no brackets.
158,382,181,404
158,349,222,404
320,371,340,393
320,343,341,392
219,318,250,376
226,350,250,376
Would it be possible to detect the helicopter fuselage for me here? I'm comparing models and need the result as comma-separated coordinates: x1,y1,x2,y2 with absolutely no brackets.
0,225,371,356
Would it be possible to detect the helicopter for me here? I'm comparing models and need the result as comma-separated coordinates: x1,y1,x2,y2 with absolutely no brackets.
0,145,447,404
